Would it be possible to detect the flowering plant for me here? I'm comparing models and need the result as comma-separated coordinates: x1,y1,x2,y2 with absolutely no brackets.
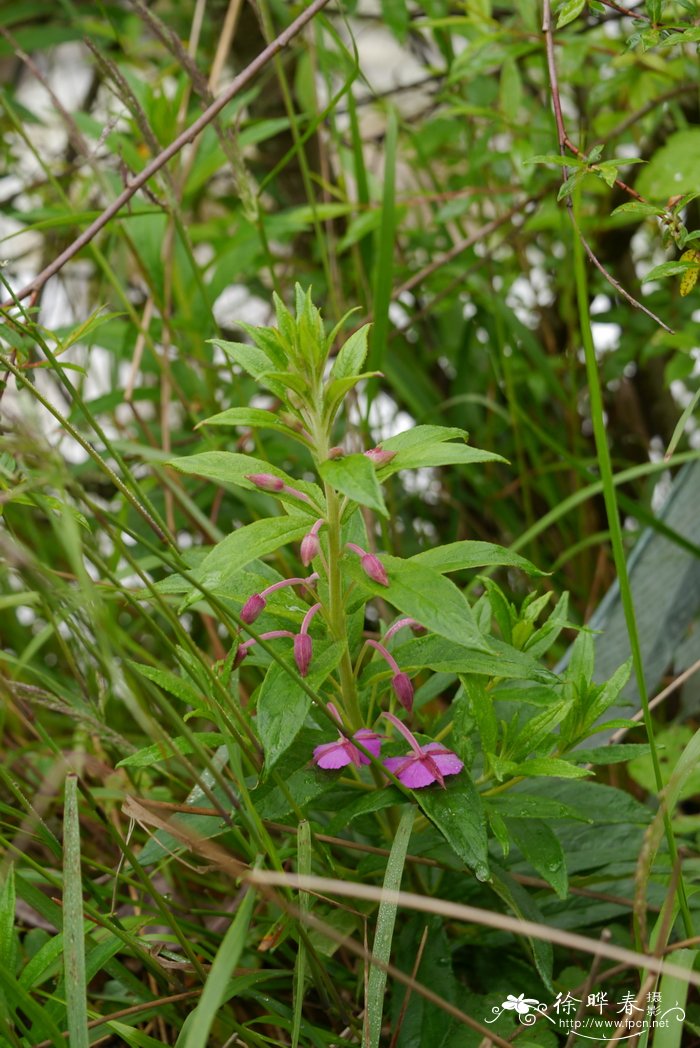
166,288,637,953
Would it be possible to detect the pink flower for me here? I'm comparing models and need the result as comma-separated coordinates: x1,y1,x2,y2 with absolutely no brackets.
364,446,396,467
382,712,463,789
367,639,414,712
346,542,389,587
301,519,324,566
313,704,383,769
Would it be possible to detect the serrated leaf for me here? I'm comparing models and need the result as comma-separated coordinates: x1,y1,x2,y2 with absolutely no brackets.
417,773,489,880
320,454,388,516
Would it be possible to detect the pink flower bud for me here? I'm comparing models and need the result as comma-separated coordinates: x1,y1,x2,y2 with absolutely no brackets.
391,672,414,712
294,633,313,677
327,446,345,459
364,446,396,467
301,532,319,566
234,642,252,668
246,473,284,492
240,593,266,624
361,553,389,587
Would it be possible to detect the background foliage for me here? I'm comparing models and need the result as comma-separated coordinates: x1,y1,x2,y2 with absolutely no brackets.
1,0,700,1044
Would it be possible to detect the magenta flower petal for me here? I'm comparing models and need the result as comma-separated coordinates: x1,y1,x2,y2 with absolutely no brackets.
384,756,441,789
313,740,354,769
422,742,464,776
354,729,383,760
361,553,389,587
364,447,396,466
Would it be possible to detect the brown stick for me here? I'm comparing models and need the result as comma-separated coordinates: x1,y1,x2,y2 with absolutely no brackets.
0,0,333,310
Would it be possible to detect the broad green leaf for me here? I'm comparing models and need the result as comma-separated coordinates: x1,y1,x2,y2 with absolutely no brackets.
196,406,305,443
411,540,543,576
524,779,652,824
319,454,388,517
611,201,663,217
351,554,488,650
642,259,696,283
209,339,274,378
384,634,555,684
258,642,344,772
181,517,310,607
556,0,586,28
329,324,370,379
514,757,591,778
418,773,489,881
117,733,224,768
507,819,568,899
167,451,323,508
636,129,700,199
486,794,591,821
380,425,469,451
381,441,505,475
324,371,382,420
568,743,651,764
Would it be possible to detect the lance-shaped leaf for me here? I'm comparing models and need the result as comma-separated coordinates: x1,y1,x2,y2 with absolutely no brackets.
320,453,388,517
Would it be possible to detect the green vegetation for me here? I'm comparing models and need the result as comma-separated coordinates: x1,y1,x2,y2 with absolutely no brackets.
1,0,699,1044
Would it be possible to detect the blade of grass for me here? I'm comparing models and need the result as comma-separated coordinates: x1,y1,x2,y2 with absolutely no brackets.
571,196,694,938
177,882,256,1048
63,773,90,1048
365,805,415,1048
650,949,696,1048
292,820,312,1048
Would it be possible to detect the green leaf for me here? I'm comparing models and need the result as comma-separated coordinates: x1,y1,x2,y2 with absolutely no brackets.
507,819,568,898
381,0,409,39
329,324,370,379
417,773,490,880
209,339,275,379
117,733,224,768
642,259,695,283
167,451,323,508
385,634,555,683
380,425,469,451
126,662,201,706
177,887,256,1048
351,554,488,650
567,743,651,764
412,540,543,575
319,454,388,517
514,757,591,778
324,371,382,420
196,406,305,443
556,0,586,27
636,129,700,199
0,866,17,976
258,642,344,772
63,775,89,1048
611,201,663,217
486,794,591,821
489,863,553,990
366,806,415,1048
181,517,310,607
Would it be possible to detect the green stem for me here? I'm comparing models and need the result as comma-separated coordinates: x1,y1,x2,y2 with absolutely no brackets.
571,200,694,938
324,482,362,729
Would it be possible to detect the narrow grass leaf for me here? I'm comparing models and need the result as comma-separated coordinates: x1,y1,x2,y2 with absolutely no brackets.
365,805,415,1048
292,820,312,1048
178,886,256,1048
63,773,89,1048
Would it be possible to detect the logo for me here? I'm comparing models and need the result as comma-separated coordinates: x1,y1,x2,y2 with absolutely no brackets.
485,989,685,1041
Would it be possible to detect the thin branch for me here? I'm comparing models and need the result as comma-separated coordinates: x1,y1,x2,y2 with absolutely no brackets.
542,0,673,333
0,0,333,309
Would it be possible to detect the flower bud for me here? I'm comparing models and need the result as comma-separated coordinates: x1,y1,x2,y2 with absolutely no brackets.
234,642,251,669
240,593,266,624
327,446,345,459
294,632,313,677
391,672,414,712
301,531,320,567
364,446,396,467
246,473,284,492
361,553,389,587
